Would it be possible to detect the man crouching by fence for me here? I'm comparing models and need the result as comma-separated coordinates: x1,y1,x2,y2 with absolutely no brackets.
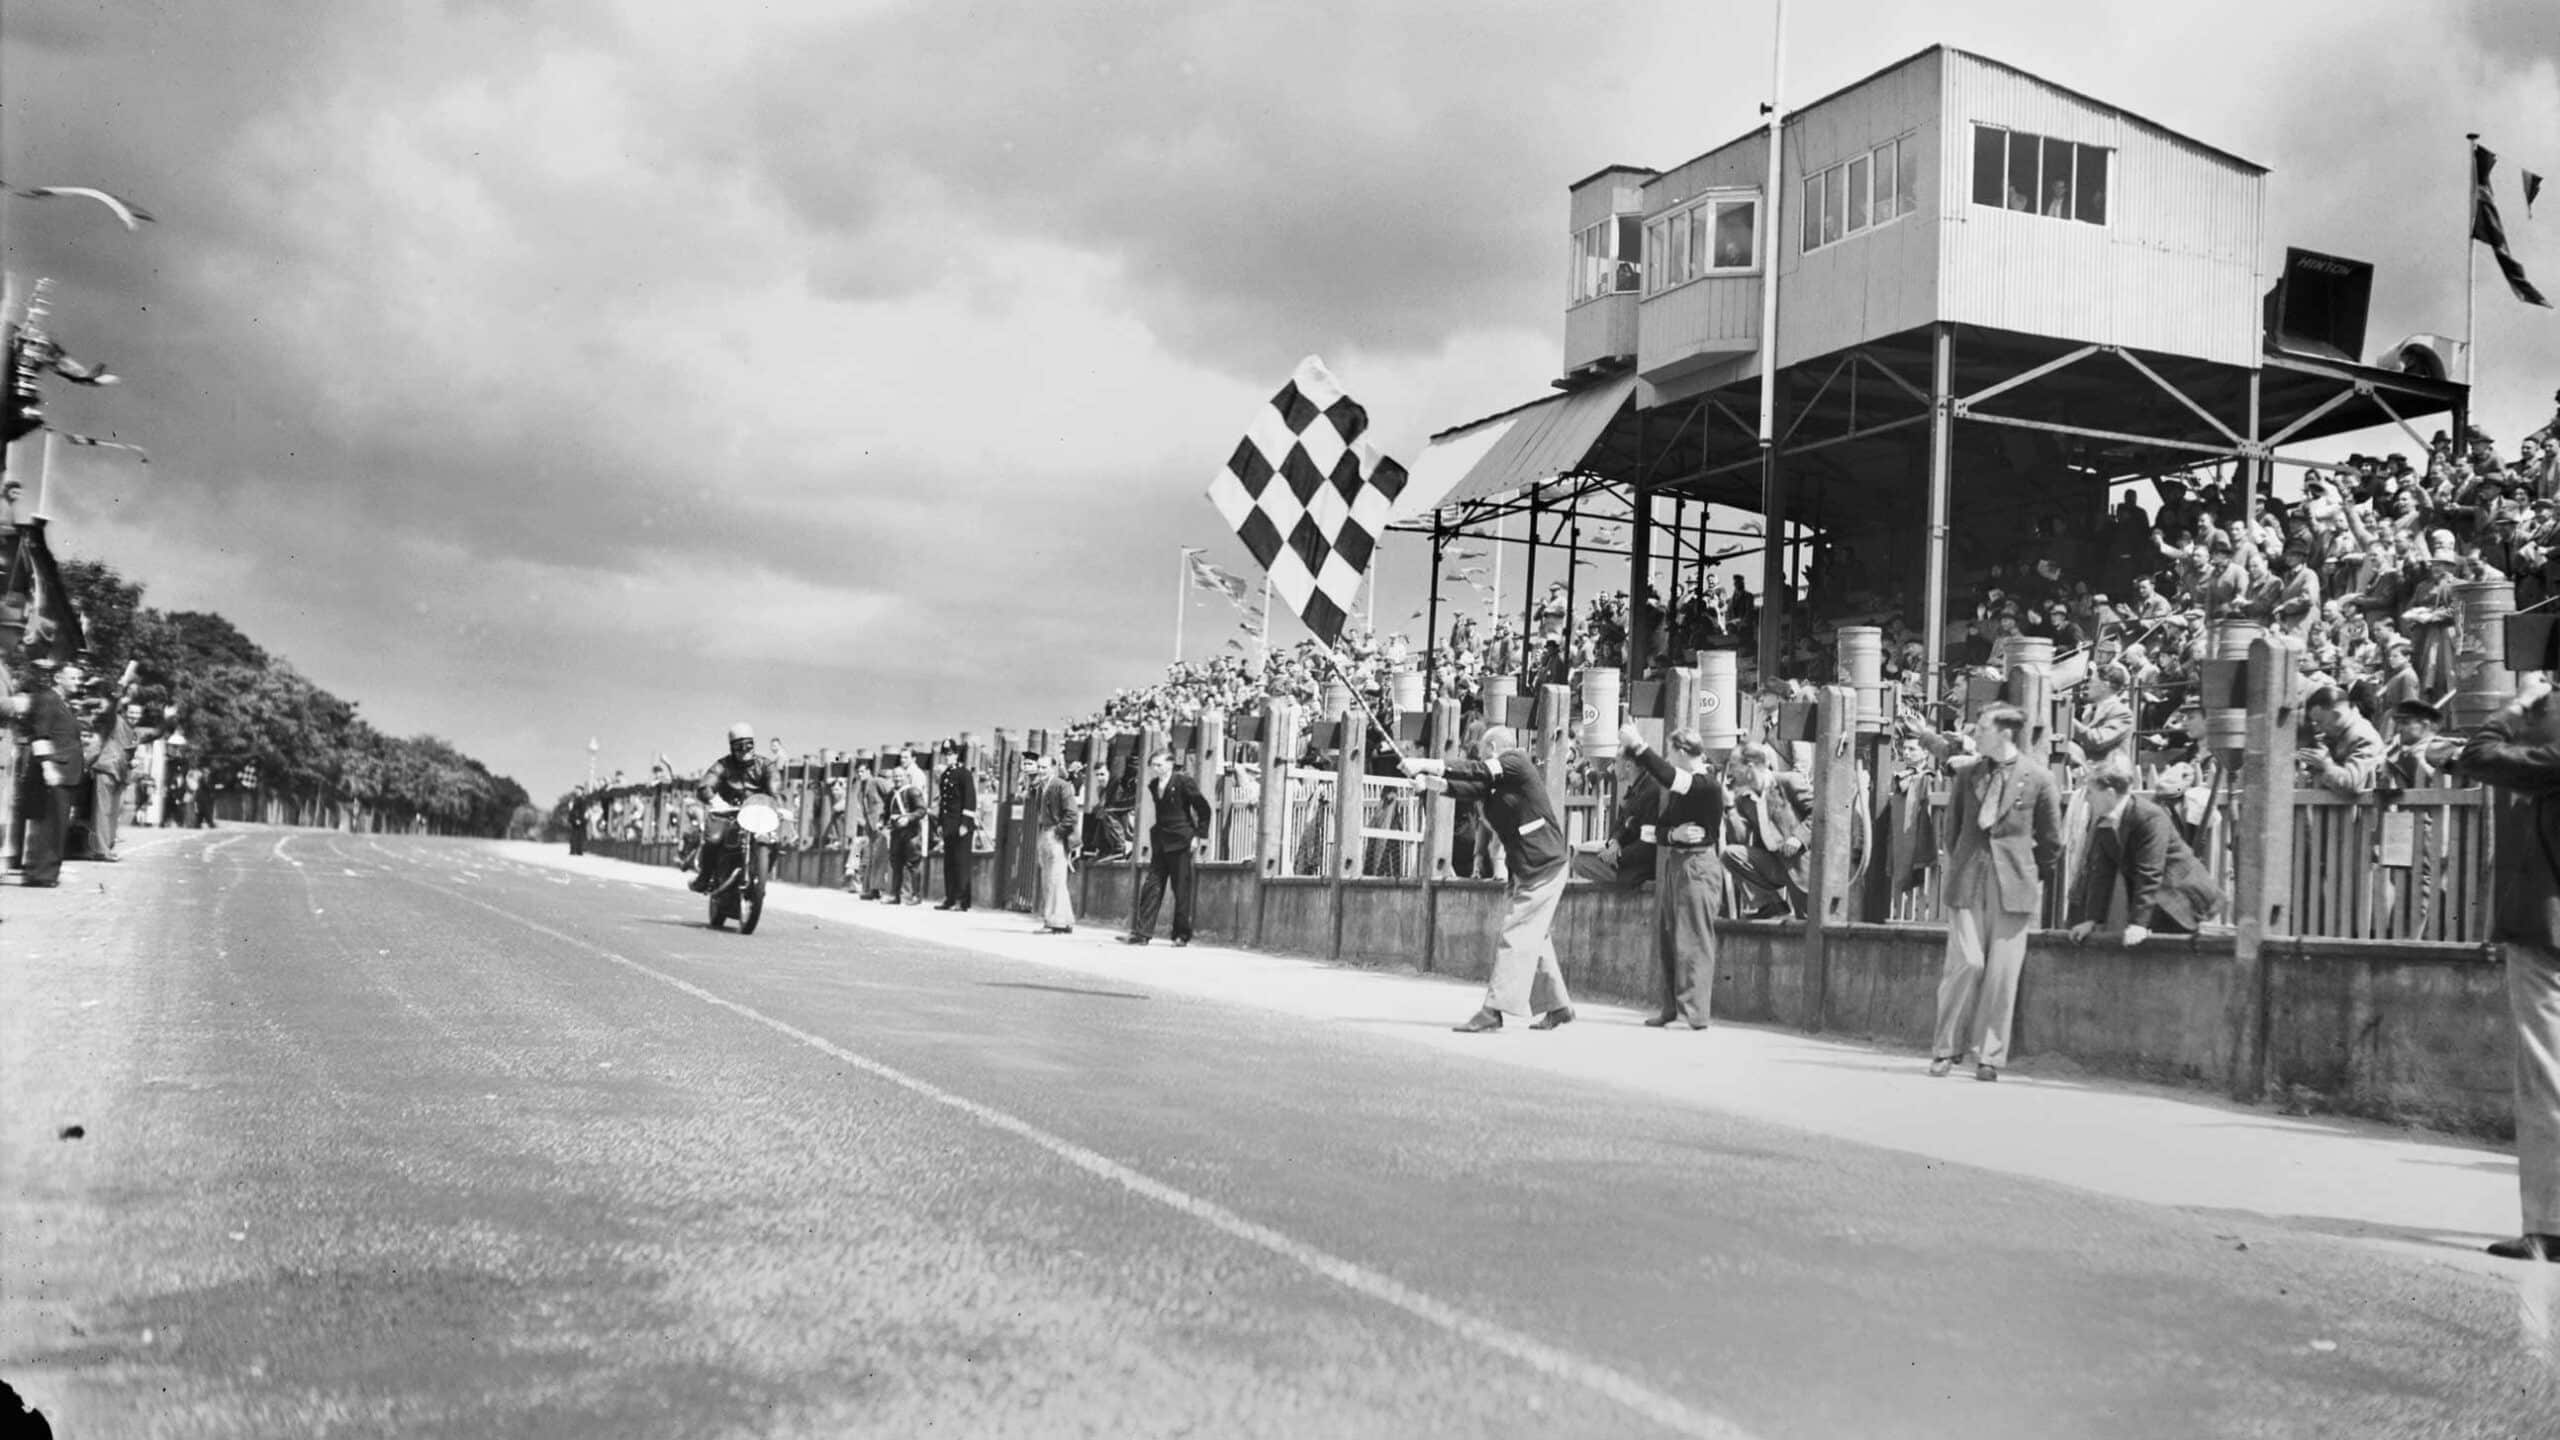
1401,725,1574,1034
2449,677,2560,1263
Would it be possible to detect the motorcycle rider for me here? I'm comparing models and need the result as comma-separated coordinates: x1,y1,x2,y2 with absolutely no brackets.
690,722,780,894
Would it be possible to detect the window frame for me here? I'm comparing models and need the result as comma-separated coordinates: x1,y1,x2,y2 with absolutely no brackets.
1800,133,1920,255
1969,123,2113,229
1643,187,1766,296
1570,214,1648,307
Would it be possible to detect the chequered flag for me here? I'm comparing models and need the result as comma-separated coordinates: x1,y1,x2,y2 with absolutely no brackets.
1205,356,1407,647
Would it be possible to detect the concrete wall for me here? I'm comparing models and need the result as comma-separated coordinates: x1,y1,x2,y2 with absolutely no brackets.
579,840,2518,1139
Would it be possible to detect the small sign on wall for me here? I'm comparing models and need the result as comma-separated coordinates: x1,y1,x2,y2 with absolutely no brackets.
2379,809,2416,868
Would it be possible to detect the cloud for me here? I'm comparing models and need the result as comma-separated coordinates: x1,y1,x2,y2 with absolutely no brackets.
9,0,2557,799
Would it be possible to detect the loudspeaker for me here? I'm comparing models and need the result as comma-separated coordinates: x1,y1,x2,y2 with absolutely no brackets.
2263,248,2374,363
2388,333,2467,382
2504,613,2560,672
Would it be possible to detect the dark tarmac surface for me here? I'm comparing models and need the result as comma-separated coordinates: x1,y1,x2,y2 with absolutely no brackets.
4,828,2556,1438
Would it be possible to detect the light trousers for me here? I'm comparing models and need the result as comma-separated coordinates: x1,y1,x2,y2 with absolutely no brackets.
1035,830,1077,929
2509,941,2560,1234
1484,864,1572,1017
1934,864,2032,1068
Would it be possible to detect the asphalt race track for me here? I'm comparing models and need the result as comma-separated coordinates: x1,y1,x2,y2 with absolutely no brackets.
4,829,2555,1438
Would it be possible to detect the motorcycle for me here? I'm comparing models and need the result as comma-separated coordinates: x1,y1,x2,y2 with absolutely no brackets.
702,793,783,934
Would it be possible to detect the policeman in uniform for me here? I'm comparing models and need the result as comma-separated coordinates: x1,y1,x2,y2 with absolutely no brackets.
12,663,82,887
932,742,980,911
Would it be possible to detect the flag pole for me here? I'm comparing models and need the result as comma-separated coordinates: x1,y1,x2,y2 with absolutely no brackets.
1175,547,1190,664
1258,573,1273,673
33,430,54,521
2467,133,2481,398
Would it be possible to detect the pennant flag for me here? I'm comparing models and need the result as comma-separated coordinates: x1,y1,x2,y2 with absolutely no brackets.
1183,548,1254,607
2474,143,2551,308
1205,355,1408,648
5,184,156,230
21,335,117,385
2527,170,2544,218
57,432,149,463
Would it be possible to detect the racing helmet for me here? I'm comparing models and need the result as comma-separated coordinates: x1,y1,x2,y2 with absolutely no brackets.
727,722,756,756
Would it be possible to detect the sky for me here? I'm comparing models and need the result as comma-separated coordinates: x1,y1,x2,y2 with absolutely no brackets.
4,0,2555,800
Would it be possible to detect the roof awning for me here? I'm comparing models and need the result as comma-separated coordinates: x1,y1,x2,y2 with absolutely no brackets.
1391,373,1636,522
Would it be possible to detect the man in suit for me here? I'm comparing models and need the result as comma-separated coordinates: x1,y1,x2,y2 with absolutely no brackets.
932,742,980,911
885,752,928,904
2070,664,2137,774
12,663,83,887
2451,678,2560,1261
1914,704,2063,1080
1030,752,1079,933
1721,743,1811,918
1402,725,1576,1033
851,757,888,897
2067,766,2220,943
2299,684,2386,797
1121,750,1212,946
1574,753,1661,889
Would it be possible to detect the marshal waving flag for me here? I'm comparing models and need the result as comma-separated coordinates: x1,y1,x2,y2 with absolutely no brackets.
1205,356,1408,647
2474,141,2550,308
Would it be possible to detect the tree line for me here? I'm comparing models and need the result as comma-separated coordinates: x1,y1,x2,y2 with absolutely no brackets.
58,556,533,837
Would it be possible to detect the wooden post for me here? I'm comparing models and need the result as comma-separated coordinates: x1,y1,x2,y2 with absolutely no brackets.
1536,684,1572,804
1333,715,1366,883
1427,700,1460,880
1253,702,1295,948
2229,637,2299,1104
1198,709,1226,859
1662,666,1699,742
1804,685,1862,1032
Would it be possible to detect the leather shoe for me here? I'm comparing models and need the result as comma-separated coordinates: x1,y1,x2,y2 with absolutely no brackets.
933,902,955,911
2486,1234,2560,1261
1170,938,1189,948
1928,1057,1955,1077
1452,1008,1504,1033
1038,925,1073,935
1529,1006,1576,1031
1975,1064,1999,1082
1117,934,1150,946
1643,1015,1674,1028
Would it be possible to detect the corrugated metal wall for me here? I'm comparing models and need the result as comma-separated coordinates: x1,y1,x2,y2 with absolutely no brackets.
1635,146,1769,377
1775,50,1942,369
1937,51,2263,366
1565,170,1653,372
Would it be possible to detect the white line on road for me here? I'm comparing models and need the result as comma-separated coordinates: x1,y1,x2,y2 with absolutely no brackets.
272,835,301,866
431,887,1758,1440
201,834,249,861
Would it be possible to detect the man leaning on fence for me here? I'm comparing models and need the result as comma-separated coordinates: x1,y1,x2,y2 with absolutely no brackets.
1401,725,1575,1034
2448,677,2560,1262
2067,766,2220,946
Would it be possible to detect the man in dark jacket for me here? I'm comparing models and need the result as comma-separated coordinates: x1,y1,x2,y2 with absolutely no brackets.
2067,767,2220,942
12,665,83,887
1402,725,1576,1033
2451,681,2560,1262
1121,750,1212,946
932,744,979,911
